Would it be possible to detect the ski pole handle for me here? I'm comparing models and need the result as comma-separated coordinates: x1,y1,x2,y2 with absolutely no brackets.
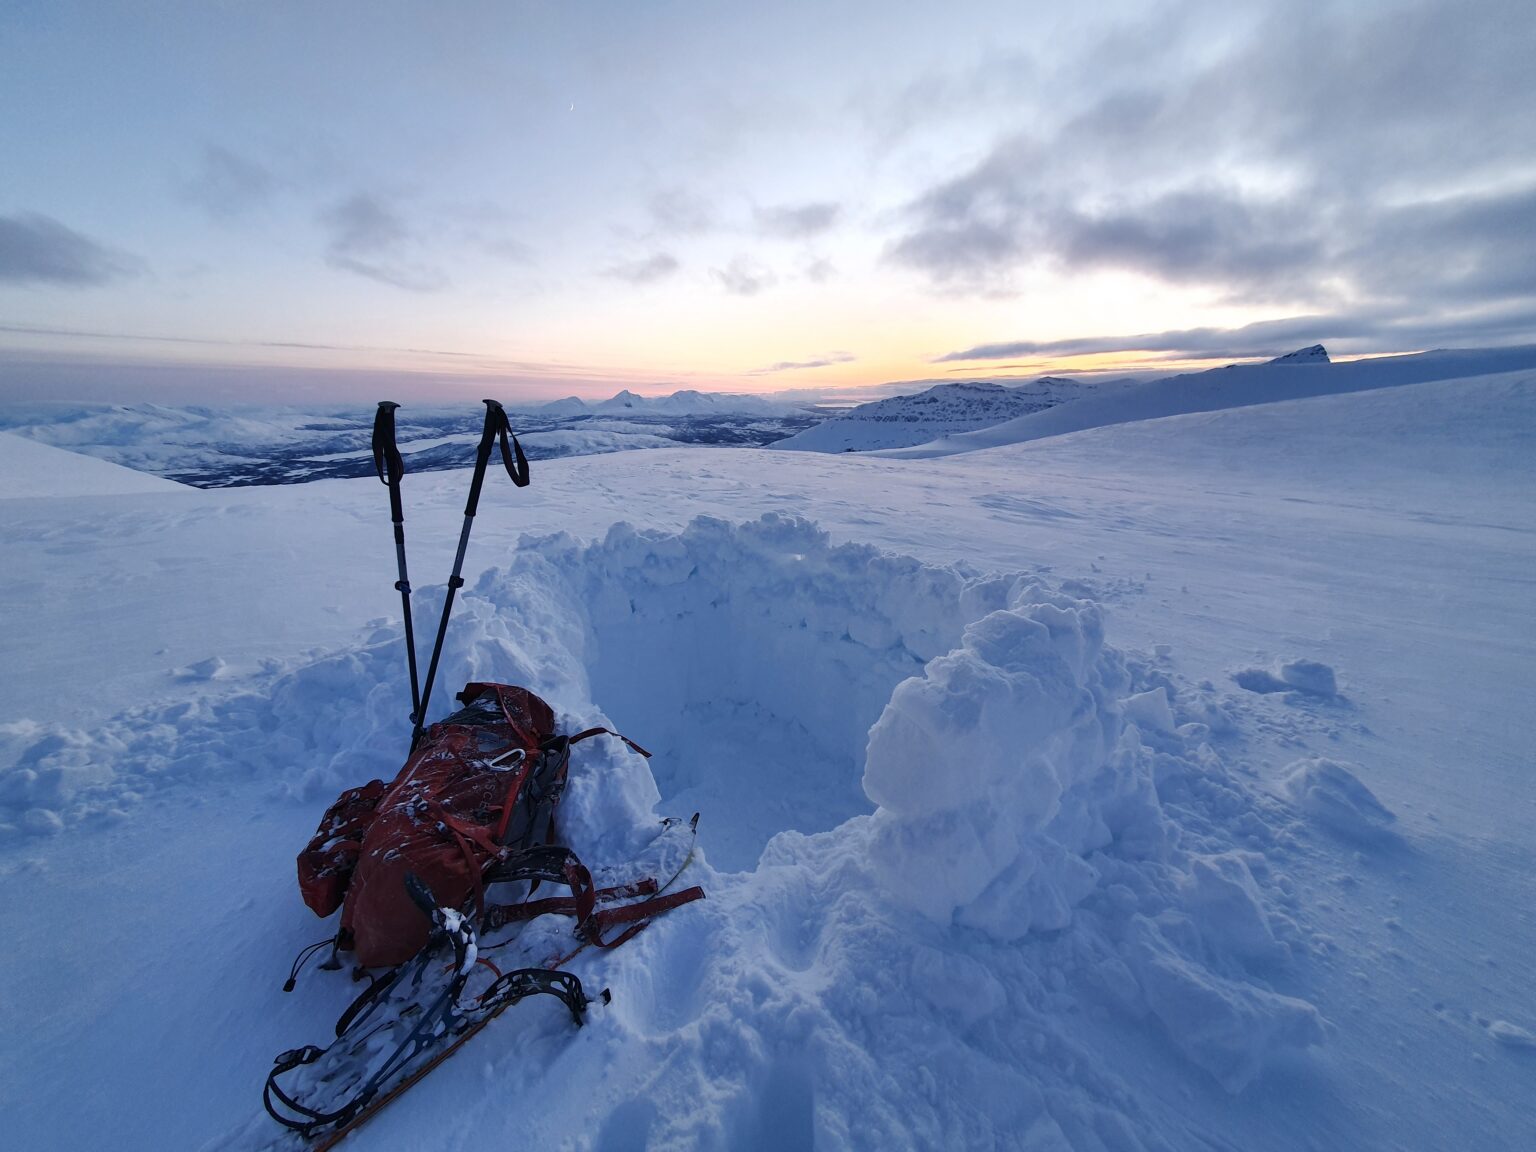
372,402,405,485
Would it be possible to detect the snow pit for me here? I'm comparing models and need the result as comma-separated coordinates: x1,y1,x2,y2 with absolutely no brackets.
466,514,1013,870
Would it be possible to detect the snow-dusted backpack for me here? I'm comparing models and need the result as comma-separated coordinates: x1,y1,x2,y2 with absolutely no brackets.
296,681,690,967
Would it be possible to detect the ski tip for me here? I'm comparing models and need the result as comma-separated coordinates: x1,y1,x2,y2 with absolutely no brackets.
601,988,612,1006
689,812,700,832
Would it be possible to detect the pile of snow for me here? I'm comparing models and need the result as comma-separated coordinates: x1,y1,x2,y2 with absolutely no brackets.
877,344,1536,458
1235,657,1340,698
772,377,1101,453
1283,757,1397,843
0,430,186,497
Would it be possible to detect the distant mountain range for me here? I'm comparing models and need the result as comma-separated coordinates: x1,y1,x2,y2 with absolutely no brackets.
539,389,804,417
0,390,822,488
769,375,1131,453
873,344,1536,459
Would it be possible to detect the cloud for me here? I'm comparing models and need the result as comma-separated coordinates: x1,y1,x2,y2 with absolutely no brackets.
754,201,841,239
649,189,715,236
884,0,1536,318
934,303,1536,364
181,146,276,220
803,257,836,283
319,193,447,292
751,352,857,374
711,255,775,297
606,252,681,284
0,213,139,287
866,52,1039,149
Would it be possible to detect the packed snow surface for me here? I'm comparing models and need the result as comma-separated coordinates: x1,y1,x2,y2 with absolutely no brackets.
1,359,1534,1151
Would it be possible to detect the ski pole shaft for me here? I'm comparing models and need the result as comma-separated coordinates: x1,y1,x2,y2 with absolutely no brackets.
412,399,529,750
372,402,423,728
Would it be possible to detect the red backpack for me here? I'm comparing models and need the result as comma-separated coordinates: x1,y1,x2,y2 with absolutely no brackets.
297,681,696,967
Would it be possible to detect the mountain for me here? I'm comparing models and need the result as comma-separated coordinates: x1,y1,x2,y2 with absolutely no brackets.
0,399,823,487
1265,343,1330,365
875,344,1536,459
770,377,1107,453
537,389,804,417
536,396,590,417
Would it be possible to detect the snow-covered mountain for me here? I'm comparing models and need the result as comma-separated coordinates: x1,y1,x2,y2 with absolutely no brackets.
0,398,822,486
1262,342,1330,365
3,349,1535,1152
878,343,1536,458
537,388,805,417
770,375,1111,452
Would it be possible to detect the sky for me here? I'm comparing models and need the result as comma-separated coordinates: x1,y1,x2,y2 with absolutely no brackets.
1,0,1533,405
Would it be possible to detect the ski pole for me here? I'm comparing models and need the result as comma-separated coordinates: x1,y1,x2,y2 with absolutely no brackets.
372,402,423,730
412,399,529,750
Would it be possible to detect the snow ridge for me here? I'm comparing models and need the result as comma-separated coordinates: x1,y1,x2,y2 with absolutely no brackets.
876,344,1536,459
771,377,1102,453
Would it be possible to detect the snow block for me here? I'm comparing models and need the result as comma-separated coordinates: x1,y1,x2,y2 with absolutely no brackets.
863,591,1128,940
1129,915,1324,1092
1283,757,1396,843
1279,659,1337,697
1182,853,1282,963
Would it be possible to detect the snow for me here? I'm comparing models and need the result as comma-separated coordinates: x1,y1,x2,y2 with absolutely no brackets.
874,344,1536,458
0,400,816,486
543,388,805,417
1283,758,1397,843
0,430,185,496
1,356,1535,1150
1266,344,1331,365
771,377,1105,453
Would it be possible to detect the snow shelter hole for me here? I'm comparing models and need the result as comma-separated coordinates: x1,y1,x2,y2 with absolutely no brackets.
571,520,990,871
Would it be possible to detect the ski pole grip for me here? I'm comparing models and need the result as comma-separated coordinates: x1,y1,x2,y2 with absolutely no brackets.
462,400,502,516
372,402,405,487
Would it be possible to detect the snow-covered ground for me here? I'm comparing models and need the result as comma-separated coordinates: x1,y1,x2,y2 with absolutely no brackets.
1,362,1534,1151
